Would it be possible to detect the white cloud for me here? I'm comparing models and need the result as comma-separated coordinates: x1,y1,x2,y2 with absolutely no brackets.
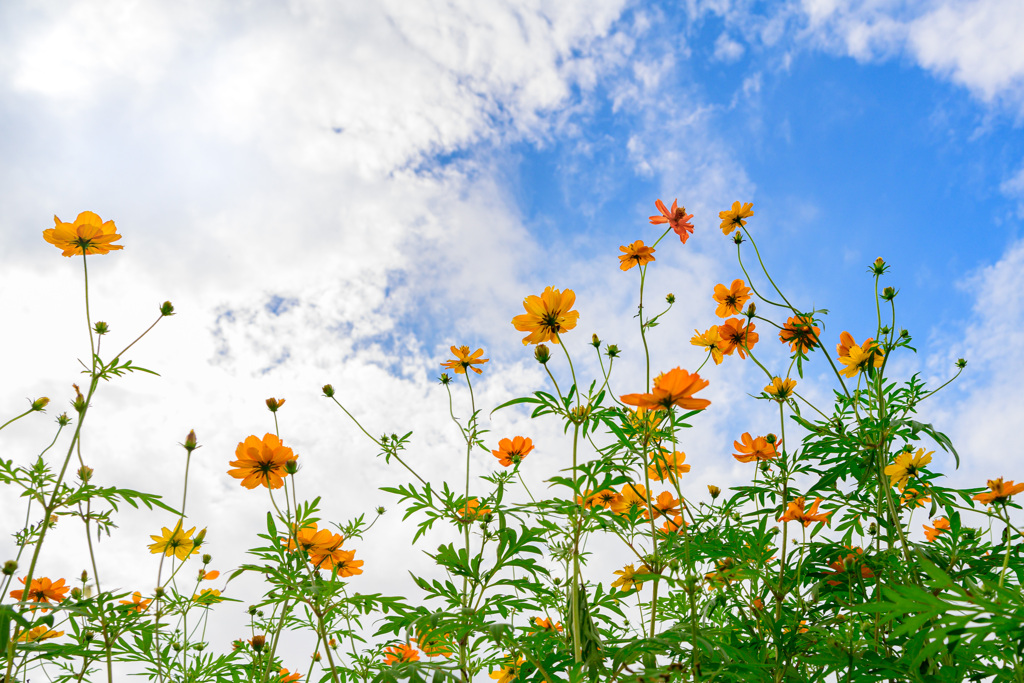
713,32,745,62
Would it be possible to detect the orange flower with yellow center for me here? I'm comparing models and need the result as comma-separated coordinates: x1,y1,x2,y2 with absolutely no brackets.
973,477,1024,505
825,548,874,586
718,318,758,358
900,487,932,508
287,523,337,556
383,644,420,665
764,377,796,401
610,483,650,517
278,669,302,683
118,591,152,613
43,211,123,257
732,433,778,463
618,240,656,271
718,201,754,234
923,517,950,542
9,577,69,611
779,497,831,527
779,315,820,354
511,286,579,345
621,368,711,412
648,450,690,482
441,346,489,375
712,279,752,318
492,436,534,467
661,515,686,534
691,326,725,365
649,198,694,243
228,433,296,490
414,628,453,658
884,448,932,490
578,489,622,509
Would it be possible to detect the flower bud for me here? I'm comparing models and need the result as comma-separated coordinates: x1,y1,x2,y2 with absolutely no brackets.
956,358,967,369
265,397,285,412
72,384,86,413
57,412,71,426
879,326,891,335
193,642,207,651
312,651,322,662
31,397,50,411
193,528,207,548
93,321,109,335
438,373,452,385
78,466,93,482
155,586,166,598
81,570,89,582
322,384,335,397
183,430,199,454
202,554,212,565
881,286,897,301
745,302,756,317
84,631,96,643
285,459,299,474
328,638,338,649
707,485,721,499
250,635,266,652
71,587,82,599
534,344,550,364
606,344,620,358
375,506,386,515
868,523,877,536
871,257,886,275
591,334,601,348
171,641,182,651
665,293,676,304
248,605,258,616
160,301,175,316
765,433,777,444
732,232,744,245
2,560,17,576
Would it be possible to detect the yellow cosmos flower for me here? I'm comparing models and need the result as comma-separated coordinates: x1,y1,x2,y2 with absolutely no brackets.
835,332,884,378
43,211,124,257
712,279,752,318
764,377,796,401
884,448,933,490
972,477,1024,505
511,286,580,345
489,657,524,683
17,626,63,642
440,346,489,375
148,522,201,561
618,240,656,271
691,326,725,365
611,563,651,591
718,201,754,234
648,450,690,483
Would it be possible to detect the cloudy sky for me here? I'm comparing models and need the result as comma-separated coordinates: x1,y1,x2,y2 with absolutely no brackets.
2,0,1024,673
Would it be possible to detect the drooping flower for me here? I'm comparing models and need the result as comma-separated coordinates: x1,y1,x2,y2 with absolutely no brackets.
650,491,681,519
718,201,754,235
732,433,778,463
619,240,656,271
764,377,796,401
17,626,64,642
441,346,489,375
712,280,752,318
148,523,201,561
9,577,69,611
835,332,884,378
611,563,651,591
884,449,933,490
691,326,725,365
649,199,695,243
779,497,831,527
43,211,124,257
779,315,820,354
621,368,711,412
647,450,690,482
718,318,758,358
825,549,874,586
228,433,296,490
118,591,152,613
923,517,950,542
489,657,524,683
492,436,534,467
610,483,650,518
972,478,1024,505
511,287,580,345
384,644,420,665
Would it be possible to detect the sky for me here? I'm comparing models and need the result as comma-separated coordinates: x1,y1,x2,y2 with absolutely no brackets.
1,0,1024,675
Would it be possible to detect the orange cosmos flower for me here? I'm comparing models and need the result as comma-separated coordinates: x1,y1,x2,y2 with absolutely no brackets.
118,591,152,613
779,497,831,527
779,315,820,354
712,280,752,318
825,548,874,586
384,644,420,665
414,628,453,658
884,448,932,490
764,377,796,401
457,497,491,522
530,617,563,633
923,517,950,542
511,286,580,345
621,367,711,412
17,625,64,642
441,346,489,375
9,577,69,611
610,483,649,517
973,478,1024,505
718,318,758,358
661,515,686,534
718,201,754,234
228,433,296,490
199,569,220,581
279,668,302,682
835,332,884,378
648,450,690,482
578,489,622,510
492,436,534,467
650,491,681,519
43,211,123,257
900,487,932,508
650,199,694,243
490,657,524,683
307,532,363,577
691,326,725,365
732,433,778,463
619,240,656,271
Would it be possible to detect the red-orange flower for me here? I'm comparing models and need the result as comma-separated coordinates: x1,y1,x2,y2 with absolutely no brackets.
619,240,656,271
441,346,489,375
621,368,711,412
825,548,874,586
732,433,778,463
278,667,302,682
779,315,820,354
492,436,534,467
923,517,950,542
712,280,752,318
649,199,694,243
383,644,420,665
118,591,152,613
9,577,69,611
779,497,831,527
973,478,1024,505
718,318,759,358
43,211,123,257
228,434,296,489
511,287,579,345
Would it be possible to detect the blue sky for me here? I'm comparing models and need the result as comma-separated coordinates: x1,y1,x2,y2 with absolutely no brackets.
2,0,1023,670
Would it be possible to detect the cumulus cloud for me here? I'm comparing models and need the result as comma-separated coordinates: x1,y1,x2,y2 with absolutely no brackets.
713,32,746,62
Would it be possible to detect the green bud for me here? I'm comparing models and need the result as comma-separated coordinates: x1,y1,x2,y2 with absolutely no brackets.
534,344,551,364
93,321,109,335
606,344,620,358
591,334,601,348
183,430,199,453
321,384,335,397
202,554,212,565
160,301,175,316
31,397,50,411
285,459,299,474
57,412,71,426
438,373,452,385
665,293,676,304
881,286,897,301
956,358,967,369
2,560,17,576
